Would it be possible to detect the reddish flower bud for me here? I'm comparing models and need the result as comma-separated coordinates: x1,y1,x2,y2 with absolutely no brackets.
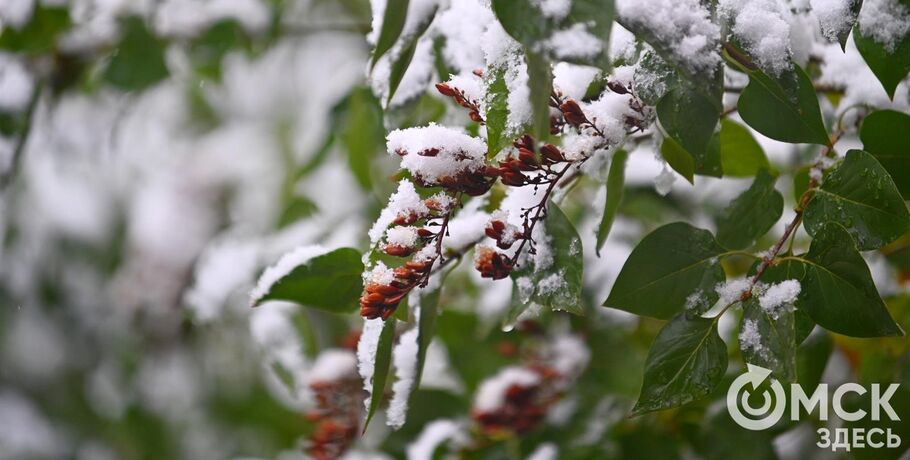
539,144,565,162
606,80,629,94
559,100,587,126
435,82,458,97
383,244,414,257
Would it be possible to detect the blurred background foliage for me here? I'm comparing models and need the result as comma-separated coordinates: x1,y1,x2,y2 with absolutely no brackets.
0,0,908,459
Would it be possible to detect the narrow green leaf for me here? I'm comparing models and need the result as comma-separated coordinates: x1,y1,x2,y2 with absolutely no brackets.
660,137,695,184
715,170,784,250
384,6,438,104
251,248,364,313
484,65,510,158
371,0,409,68
740,297,797,383
511,202,585,315
718,119,772,177
525,50,553,141
800,224,903,337
860,110,910,197
604,223,727,319
406,285,442,412
596,149,628,255
657,87,721,177
633,313,728,414
732,60,829,146
853,14,910,100
103,17,169,91
364,317,397,430
340,87,385,190
804,150,910,251
795,330,832,394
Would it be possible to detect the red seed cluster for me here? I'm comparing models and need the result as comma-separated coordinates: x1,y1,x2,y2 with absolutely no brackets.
472,366,559,435
306,377,361,460
435,82,484,124
495,135,569,187
360,259,432,319
474,246,513,280
485,218,523,250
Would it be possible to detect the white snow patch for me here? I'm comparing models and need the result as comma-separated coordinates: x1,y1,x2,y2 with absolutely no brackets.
309,349,358,383
473,366,540,412
858,0,910,52
250,245,327,303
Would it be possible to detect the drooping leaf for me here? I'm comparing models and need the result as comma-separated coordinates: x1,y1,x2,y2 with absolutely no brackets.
816,0,863,49
251,248,364,313
633,313,728,414
740,297,797,383
860,110,910,197
511,202,585,315
371,0,409,68
660,137,696,184
728,54,829,146
525,50,553,141
853,11,910,100
718,119,772,177
715,170,784,250
803,150,910,251
383,5,438,105
103,17,169,91
364,317,397,431
657,87,721,177
795,329,832,395
799,224,903,337
596,149,628,255
604,223,727,319
491,0,552,48
0,5,70,54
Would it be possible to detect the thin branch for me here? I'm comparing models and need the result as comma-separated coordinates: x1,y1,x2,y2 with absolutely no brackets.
1,83,42,190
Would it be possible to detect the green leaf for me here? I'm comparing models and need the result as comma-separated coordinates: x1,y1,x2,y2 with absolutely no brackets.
715,170,784,250
740,297,797,382
799,224,903,337
0,5,70,54
718,119,772,177
566,0,614,71
818,0,863,49
511,202,585,315
491,0,551,48
276,196,319,228
251,248,364,313
339,87,385,190
484,65,510,158
364,317,397,431
860,110,910,197
605,223,727,319
188,20,250,81
404,285,442,419
804,150,910,251
698,410,778,460
633,313,728,414
853,12,910,100
660,137,695,184
525,50,553,141
731,60,829,146
657,87,721,177
795,330,832,394
596,149,628,255
371,0,409,68
103,17,169,91
383,5,437,105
